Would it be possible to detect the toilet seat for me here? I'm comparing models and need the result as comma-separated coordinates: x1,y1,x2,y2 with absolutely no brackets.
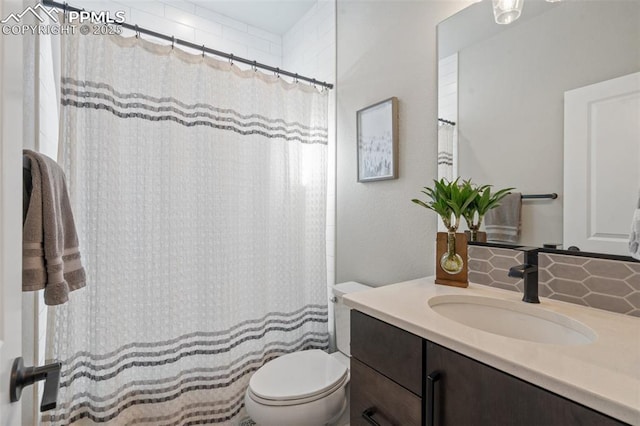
247,349,348,407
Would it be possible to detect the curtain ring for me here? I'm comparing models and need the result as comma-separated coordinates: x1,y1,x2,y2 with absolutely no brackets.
171,36,175,50
229,54,234,66
135,24,140,39
252,60,257,72
294,73,299,83
201,44,206,58
275,68,280,78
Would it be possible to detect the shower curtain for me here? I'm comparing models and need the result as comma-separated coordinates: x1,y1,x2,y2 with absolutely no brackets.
43,31,329,425
437,121,456,182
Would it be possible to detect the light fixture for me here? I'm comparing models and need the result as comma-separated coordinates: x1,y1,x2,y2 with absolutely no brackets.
492,0,524,24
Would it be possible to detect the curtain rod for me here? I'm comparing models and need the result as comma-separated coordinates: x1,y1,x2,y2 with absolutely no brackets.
41,0,334,90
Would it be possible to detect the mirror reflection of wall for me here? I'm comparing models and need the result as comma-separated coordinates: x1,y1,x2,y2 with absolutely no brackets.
437,0,640,250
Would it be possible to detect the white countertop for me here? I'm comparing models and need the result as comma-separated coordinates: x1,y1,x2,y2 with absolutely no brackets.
343,277,640,425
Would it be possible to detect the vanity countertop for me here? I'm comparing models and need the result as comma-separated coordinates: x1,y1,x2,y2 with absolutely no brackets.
343,277,640,425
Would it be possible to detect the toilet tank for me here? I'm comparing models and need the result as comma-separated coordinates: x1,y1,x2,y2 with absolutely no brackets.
331,281,372,357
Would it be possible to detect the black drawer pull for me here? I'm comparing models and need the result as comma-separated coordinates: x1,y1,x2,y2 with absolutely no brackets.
427,372,441,426
362,407,381,426
362,407,395,426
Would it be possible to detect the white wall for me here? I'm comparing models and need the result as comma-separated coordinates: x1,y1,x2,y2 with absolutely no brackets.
455,1,640,247
336,1,471,286
76,1,283,66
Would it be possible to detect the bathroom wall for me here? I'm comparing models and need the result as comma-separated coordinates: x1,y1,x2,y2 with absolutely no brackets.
335,0,472,286
76,1,283,65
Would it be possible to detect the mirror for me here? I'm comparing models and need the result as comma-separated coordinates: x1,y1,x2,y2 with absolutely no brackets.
437,0,640,253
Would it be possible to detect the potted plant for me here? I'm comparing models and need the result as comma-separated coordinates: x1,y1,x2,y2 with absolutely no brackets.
412,178,478,277
461,181,514,242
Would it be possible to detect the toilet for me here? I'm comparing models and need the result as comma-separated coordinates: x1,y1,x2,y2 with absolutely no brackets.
244,281,371,426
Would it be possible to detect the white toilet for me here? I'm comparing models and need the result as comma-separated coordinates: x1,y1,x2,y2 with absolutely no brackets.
244,281,371,426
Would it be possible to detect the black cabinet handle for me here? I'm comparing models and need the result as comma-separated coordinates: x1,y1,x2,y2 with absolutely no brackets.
9,357,62,412
427,372,441,426
363,407,395,426
362,407,382,426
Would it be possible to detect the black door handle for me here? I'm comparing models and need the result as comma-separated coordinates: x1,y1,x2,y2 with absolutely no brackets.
9,357,62,412
427,372,441,426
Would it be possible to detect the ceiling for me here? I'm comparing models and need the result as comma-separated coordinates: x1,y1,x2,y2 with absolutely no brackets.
191,1,317,35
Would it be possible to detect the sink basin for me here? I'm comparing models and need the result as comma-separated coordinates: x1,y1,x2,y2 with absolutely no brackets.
428,295,596,345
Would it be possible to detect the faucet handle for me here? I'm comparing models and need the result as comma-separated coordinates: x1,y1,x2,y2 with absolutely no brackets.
508,264,526,279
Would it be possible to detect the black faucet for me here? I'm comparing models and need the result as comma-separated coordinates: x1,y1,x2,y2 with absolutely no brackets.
507,248,540,304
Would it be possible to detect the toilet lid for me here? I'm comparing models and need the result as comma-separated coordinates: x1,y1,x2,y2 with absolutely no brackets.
249,350,348,402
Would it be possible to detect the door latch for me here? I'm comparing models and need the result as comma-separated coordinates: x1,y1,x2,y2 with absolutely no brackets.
9,357,62,412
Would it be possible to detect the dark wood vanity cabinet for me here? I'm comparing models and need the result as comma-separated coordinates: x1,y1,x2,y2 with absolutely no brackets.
350,310,626,426
425,341,625,426
350,310,423,425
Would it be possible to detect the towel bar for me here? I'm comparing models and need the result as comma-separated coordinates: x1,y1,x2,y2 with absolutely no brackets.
521,193,557,200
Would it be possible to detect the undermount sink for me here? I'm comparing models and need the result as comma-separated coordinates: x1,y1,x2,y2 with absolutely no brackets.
428,295,597,345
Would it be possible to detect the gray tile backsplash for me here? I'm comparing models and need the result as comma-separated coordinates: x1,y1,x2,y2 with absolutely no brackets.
468,246,524,293
538,253,640,317
467,245,640,317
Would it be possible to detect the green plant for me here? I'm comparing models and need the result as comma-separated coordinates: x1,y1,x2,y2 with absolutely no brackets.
462,181,514,239
412,178,478,231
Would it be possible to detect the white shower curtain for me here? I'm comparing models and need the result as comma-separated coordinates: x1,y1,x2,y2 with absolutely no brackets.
437,121,456,182
44,32,328,425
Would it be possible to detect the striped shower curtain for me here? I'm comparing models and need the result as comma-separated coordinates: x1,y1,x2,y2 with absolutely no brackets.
44,31,329,425
437,121,456,182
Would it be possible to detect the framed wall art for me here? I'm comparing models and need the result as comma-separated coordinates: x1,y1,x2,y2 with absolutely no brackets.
356,97,399,182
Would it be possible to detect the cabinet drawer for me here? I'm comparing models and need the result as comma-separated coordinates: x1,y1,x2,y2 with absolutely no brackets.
350,358,422,426
426,341,625,425
351,310,423,396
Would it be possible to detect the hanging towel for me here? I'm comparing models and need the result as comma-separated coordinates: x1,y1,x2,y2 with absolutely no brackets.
484,192,522,243
22,150,86,305
629,191,640,260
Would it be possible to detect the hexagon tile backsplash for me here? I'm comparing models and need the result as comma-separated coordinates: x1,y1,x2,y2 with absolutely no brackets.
468,246,524,293
468,245,640,317
538,253,640,317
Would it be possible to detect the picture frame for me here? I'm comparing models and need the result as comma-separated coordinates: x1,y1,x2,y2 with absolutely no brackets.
357,97,399,182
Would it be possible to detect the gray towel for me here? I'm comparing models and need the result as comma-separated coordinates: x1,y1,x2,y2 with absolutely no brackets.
23,150,86,305
629,191,640,260
484,192,522,243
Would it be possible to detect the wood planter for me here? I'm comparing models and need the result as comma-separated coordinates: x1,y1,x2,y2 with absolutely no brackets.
435,232,469,288
464,230,487,243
